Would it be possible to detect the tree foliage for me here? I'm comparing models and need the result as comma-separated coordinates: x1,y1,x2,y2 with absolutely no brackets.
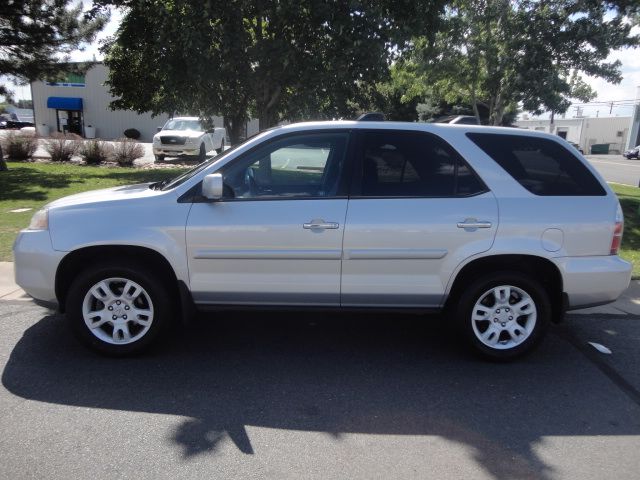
0,0,108,170
0,0,108,92
402,0,639,125
100,0,445,143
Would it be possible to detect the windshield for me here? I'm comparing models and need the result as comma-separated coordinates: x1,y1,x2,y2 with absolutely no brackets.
163,119,203,131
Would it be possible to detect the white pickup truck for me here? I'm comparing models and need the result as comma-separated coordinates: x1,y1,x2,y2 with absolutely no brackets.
152,117,226,162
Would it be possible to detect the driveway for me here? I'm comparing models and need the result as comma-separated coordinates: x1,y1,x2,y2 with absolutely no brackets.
1,301,639,479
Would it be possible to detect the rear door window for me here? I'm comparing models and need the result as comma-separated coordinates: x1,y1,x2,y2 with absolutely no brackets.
356,130,487,197
467,133,605,196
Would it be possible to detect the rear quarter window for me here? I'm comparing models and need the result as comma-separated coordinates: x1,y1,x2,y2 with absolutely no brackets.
467,133,606,196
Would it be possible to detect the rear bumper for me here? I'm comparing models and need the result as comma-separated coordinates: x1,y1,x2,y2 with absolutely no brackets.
554,255,632,310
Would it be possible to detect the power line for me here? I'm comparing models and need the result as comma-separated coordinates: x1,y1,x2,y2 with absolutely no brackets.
569,98,639,106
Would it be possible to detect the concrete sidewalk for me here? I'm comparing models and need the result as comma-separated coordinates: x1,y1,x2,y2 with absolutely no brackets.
2,260,640,313
0,262,29,301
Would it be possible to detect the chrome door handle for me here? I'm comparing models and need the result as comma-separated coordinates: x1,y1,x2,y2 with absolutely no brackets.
303,220,339,230
457,219,492,229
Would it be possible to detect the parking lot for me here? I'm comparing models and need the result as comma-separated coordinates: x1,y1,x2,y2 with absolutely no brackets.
587,154,640,187
1,300,639,479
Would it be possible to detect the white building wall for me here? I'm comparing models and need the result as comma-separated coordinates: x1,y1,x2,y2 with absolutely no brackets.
580,117,630,154
246,118,260,138
516,116,632,153
31,64,224,142
515,118,584,147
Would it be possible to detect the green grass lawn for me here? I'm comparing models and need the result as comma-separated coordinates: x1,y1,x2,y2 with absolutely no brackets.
1,162,639,277
610,183,640,277
0,161,187,261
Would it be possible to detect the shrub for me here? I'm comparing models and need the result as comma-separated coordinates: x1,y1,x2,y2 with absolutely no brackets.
113,137,145,167
2,131,38,160
123,128,141,140
45,133,82,162
79,139,114,165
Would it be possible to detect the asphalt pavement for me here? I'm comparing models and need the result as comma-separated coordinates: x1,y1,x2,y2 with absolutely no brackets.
1,293,640,479
586,154,640,187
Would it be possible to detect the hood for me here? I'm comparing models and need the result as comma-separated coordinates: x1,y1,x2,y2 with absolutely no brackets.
47,183,161,209
155,129,204,139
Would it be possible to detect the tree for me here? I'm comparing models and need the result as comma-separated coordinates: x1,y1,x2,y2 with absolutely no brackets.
16,99,33,109
410,0,639,125
100,0,445,144
0,0,108,170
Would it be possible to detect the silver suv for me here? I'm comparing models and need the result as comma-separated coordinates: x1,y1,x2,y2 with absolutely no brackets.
13,121,631,359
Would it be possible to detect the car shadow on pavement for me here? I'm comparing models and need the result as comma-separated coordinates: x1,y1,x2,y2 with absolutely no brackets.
3,310,640,480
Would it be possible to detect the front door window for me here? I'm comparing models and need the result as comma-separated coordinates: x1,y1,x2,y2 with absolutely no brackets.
221,133,349,199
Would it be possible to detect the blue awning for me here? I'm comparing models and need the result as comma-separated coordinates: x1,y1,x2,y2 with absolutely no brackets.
47,97,83,110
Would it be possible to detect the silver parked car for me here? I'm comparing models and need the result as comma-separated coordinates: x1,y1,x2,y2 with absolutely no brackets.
14,119,631,359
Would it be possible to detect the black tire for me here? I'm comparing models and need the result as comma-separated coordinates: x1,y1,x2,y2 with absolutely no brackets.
154,154,165,162
453,271,551,360
216,139,224,154
65,262,174,356
197,143,206,162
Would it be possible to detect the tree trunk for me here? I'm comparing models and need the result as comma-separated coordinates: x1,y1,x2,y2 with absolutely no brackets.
258,109,278,131
224,115,246,145
257,84,282,131
490,91,506,126
472,97,481,125
0,144,7,171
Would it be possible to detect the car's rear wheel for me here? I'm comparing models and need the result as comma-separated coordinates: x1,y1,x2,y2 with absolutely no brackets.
454,271,550,360
216,139,225,154
154,154,165,162
66,263,173,355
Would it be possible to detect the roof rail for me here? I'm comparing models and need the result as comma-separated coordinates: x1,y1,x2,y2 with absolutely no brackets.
356,112,385,121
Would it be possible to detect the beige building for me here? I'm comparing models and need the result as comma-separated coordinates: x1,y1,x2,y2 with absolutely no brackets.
515,115,636,154
30,63,238,142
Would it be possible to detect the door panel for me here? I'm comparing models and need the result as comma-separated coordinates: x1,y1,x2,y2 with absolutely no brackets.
341,129,498,308
341,195,498,307
187,200,347,305
186,130,351,306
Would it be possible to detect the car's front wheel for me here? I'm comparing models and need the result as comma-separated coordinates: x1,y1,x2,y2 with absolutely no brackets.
217,139,225,154
154,154,165,162
66,263,173,355
455,272,550,360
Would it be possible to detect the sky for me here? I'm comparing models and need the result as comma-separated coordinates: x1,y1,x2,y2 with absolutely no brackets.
540,26,640,120
3,6,640,120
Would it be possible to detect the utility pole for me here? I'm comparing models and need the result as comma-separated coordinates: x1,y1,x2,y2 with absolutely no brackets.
627,86,640,150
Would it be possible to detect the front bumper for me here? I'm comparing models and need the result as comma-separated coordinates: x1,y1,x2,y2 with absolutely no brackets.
554,255,632,310
153,145,200,156
13,230,65,308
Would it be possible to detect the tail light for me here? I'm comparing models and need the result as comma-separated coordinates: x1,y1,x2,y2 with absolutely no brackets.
610,204,624,255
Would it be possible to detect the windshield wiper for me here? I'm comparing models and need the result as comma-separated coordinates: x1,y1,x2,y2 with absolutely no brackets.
149,179,170,190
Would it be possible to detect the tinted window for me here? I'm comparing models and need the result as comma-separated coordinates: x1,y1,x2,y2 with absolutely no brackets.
359,131,486,197
467,133,606,196
222,132,348,199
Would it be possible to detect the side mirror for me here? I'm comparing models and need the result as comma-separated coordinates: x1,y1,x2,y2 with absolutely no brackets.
157,126,162,132
202,173,224,200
